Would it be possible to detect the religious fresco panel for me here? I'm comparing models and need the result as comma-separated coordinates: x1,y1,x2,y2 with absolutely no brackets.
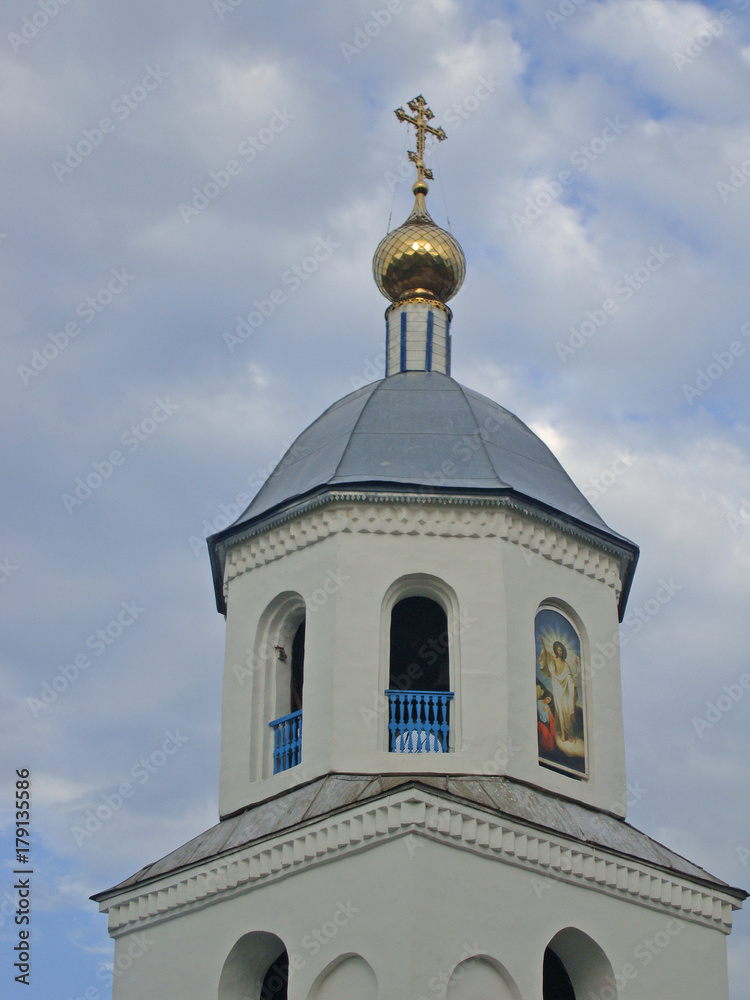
535,607,587,777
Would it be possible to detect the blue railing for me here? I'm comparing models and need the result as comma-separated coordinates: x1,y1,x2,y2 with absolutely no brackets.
269,709,302,773
386,690,454,753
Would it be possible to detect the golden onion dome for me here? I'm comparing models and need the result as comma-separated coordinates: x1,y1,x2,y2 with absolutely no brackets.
373,182,466,304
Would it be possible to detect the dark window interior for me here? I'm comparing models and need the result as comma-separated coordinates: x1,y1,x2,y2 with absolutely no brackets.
389,596,449,692
290,621,305,712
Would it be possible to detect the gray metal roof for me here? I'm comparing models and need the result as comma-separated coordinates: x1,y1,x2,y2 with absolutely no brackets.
206,373,639,617
94,773,743,900
233,373,613,531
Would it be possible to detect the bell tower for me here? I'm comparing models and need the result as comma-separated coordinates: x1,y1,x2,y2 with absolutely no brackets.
94,97,745,1000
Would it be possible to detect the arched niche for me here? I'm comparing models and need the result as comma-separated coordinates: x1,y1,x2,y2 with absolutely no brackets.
218,931,288,1000
446,954,520,1000
306,954,377,1000
250,592,306,777
380,573,462,753
544,927,616,999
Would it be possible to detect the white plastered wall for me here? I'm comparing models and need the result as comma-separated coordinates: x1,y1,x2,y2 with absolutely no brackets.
106,834,731,1000
218,500,627,819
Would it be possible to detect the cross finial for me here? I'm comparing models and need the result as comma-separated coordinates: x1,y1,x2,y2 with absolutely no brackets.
394,95,446,191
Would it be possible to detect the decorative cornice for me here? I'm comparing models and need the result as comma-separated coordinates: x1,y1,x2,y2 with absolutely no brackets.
224,494,625,600
98,786,739,937
386,296,453,320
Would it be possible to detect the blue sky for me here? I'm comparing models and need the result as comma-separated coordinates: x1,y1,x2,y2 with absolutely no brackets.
2,0,750,996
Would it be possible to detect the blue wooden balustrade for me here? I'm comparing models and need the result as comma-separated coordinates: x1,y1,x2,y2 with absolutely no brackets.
385,690,454,753
269,709,302,773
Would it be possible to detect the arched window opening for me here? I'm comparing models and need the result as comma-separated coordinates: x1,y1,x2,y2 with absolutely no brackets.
386,596,453,753
269,611,305,774
260,949,289,1000
543,947,576,1000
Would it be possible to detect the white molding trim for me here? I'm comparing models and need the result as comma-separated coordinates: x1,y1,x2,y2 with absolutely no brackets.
99,786,739,937
224,495,624,600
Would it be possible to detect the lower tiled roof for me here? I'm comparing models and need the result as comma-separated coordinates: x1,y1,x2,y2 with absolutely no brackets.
93,773,746,901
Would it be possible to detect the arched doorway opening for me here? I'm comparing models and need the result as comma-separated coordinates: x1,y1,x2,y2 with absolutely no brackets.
543,927,616,1000
218,931,288,1000
543,946,576,999
261,949,289,1000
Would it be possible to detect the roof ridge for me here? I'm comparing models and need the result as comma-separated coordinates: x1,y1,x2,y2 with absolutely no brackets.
454,380,507,484
330,378,383,481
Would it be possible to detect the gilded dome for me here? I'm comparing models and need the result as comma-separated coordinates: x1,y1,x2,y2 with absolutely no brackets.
373,188,466,304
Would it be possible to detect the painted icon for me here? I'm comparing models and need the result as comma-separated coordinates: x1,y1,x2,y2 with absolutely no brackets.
535,607,586,776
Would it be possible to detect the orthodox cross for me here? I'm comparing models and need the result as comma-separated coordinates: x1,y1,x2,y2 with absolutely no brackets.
394,95,446,186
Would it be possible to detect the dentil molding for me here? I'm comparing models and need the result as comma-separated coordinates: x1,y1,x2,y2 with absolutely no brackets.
100,785,738,937
223,494,625,600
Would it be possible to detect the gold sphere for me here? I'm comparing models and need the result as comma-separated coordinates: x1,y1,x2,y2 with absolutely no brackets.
373,194,466,304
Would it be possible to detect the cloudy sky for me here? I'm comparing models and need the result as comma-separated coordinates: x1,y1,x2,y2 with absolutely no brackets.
2,0,750,995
